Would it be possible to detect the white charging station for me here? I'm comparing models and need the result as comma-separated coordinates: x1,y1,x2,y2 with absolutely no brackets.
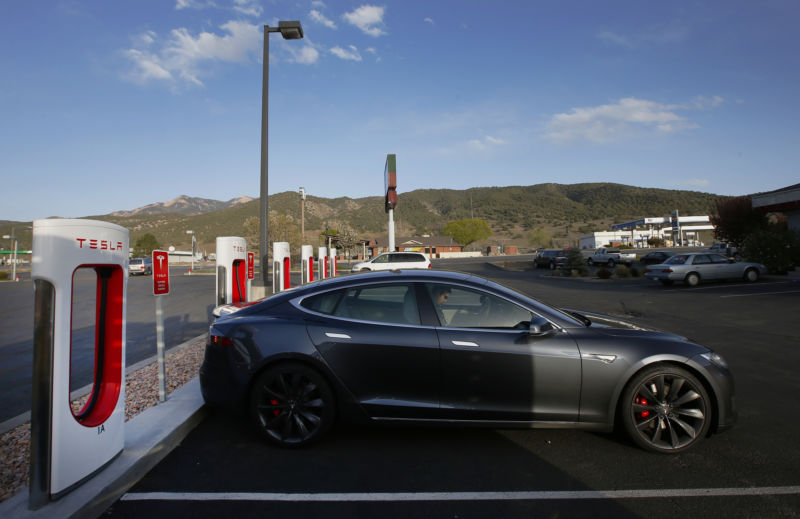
300,245,314,284
272,241,291,293
318,246,328,280
29,219,129,508
328,247,337,278
216,236,247,305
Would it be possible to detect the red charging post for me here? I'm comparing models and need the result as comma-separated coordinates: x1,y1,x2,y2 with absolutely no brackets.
247,252,254,301
152,250,169,401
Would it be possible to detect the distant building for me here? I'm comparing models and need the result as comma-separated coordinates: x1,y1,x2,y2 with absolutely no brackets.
751,183,800,233
367,236,463,258
580,215,714,249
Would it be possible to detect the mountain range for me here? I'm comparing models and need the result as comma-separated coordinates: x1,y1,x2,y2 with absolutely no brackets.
1,183,724,251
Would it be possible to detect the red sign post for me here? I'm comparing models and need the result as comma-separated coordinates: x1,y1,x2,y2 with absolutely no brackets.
152,250,170,295
152,250,169,401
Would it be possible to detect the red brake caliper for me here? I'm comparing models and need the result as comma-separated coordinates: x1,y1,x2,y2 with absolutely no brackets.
271,399,280,416
636,397,650,418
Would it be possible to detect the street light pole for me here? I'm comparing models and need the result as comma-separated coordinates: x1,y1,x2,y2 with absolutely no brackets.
186,230,195,273
299,187,306,241
259,21,304,287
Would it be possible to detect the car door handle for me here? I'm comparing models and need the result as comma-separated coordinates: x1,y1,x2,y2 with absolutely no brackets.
325,332,351,339
452,340,479,347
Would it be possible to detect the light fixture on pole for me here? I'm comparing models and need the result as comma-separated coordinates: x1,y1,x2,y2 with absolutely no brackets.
259,20,304,287
185,230,195,273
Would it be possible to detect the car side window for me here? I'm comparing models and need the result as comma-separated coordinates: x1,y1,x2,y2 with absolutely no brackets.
303,284,420,325
372,254,389,263
425,283,533,329
710,254,730,263
693,255,711,265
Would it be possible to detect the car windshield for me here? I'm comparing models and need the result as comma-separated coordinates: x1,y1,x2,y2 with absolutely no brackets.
665,255,689,265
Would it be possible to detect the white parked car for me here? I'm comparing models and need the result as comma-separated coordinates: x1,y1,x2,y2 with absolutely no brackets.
351,252,431,272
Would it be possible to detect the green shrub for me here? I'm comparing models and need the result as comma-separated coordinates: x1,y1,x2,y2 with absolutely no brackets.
596,268,612,279
560,249,588,276
629,267,641,277
742,228,800,274
614,265,631,278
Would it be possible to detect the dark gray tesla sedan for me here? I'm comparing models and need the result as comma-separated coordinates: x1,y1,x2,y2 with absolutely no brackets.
200,270,736,453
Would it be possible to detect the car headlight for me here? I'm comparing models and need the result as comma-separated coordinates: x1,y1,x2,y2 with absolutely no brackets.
700,351,729,370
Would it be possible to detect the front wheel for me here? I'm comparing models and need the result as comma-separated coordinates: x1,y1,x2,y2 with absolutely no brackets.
607,259,616,268
744,268,759,283
620,365,711,453
249,363,336,448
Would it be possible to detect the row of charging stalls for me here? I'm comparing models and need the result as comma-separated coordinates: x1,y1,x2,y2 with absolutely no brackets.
29,219,128,508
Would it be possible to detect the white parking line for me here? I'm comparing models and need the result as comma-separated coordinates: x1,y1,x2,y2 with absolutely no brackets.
661,281,792,292
720,290,800,298
122,486,800,502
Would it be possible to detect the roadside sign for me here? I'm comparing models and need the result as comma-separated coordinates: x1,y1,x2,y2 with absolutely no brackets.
247,252,254,280
152,250,169,295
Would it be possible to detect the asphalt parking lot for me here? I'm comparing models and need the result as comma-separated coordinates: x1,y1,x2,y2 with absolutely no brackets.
103,262,800,519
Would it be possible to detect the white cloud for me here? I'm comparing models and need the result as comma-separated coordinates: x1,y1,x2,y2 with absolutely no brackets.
286,44,320,65
232,0,261,17
174,0,260,17
543,97,713,144
123,21,266,88
331,45,362,61
468,135,506,151
343,5,386,37
597,31,633,48
310,9,337,29
424,17,434,25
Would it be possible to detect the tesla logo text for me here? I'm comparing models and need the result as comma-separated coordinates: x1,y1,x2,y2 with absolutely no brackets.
97,424,105,435
156,255,165,268
76,238,123,251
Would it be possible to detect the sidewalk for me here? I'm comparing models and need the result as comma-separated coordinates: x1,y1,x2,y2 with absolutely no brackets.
0,377,206,519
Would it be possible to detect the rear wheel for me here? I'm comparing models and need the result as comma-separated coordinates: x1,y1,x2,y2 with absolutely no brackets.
586,258,593,266
685,272,700,286
620,365,711,453
744,268,759,283
249,363,336,448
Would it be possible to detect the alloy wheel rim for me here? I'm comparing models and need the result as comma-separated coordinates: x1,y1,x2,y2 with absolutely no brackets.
256,372,325,444
630,373,707,451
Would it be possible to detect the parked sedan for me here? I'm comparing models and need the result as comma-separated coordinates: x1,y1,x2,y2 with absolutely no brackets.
639,251,676,265
201,270,736,453
128,257,152,276
644,253,767,286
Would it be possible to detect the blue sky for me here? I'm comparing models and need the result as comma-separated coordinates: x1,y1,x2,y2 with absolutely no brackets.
1,0,798,221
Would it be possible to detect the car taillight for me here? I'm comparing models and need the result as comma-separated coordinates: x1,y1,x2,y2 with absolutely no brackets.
662,269,673,273
209,333,233,347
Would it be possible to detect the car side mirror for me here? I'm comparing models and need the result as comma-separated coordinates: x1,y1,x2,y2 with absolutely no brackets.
529,316,556,337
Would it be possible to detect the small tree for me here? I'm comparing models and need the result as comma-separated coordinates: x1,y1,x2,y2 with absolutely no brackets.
710,196,767,247
742,228,800,274
133,233,160,257
443,219,492,249
526,227,553,248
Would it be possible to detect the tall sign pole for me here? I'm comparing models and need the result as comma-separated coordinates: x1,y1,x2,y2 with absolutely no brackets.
384,154,397,252
152,250,170,402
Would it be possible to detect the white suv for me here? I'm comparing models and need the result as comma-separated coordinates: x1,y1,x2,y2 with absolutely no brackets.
352,252,431,272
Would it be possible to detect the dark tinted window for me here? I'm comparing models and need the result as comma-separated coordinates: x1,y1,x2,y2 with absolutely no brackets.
301,284,420,325
425,283,533,329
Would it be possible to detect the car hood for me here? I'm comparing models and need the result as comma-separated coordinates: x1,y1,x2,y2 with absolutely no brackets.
561,308,688,341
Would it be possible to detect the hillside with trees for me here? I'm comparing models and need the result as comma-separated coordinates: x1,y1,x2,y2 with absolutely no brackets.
1,183,724,253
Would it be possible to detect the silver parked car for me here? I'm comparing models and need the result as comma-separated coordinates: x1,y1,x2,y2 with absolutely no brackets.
644,253,767,287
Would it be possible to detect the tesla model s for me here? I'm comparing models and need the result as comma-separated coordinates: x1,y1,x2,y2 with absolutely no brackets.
200,270,736,453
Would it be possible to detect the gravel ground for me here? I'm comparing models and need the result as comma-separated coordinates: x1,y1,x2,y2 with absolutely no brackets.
0,337,206,503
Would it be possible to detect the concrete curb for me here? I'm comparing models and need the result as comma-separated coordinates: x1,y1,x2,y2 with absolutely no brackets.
0,377,208,519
